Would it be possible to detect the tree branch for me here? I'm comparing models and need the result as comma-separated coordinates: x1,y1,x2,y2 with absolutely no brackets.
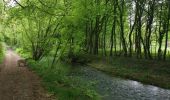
13,0,25,8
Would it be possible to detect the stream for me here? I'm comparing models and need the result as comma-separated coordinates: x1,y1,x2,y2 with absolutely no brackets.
70,66,170,100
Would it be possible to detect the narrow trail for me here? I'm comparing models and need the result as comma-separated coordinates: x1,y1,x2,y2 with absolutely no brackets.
0,50,53,100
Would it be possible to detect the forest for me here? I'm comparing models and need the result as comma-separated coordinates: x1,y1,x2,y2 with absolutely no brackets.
0,0,170,100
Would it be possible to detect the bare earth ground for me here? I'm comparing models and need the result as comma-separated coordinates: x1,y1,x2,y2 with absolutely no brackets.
0,50,55,100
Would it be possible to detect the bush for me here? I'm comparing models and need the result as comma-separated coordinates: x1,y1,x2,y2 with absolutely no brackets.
16,48,31,58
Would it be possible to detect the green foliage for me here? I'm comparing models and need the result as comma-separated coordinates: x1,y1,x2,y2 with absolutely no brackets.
1,0,170,98
1,0,170,61
0,42,5,63
27,58,100,100
15,47,31,58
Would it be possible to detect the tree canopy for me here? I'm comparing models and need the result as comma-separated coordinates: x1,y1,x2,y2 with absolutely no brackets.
1,0,170,62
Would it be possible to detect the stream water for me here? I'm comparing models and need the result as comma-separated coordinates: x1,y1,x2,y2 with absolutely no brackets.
70,66,170,100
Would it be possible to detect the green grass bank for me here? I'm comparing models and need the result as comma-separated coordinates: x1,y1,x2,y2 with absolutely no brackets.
82,54,170,89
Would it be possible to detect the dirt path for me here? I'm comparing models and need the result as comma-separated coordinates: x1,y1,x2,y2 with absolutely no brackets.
0,50,54,100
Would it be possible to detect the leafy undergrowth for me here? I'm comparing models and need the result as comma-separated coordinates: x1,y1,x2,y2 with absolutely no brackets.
0,43,5,63
80,54,170,89
15,48,31,58
27,58,100,100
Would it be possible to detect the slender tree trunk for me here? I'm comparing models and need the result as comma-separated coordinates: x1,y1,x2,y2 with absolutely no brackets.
119,0,127,56
163,0,170,60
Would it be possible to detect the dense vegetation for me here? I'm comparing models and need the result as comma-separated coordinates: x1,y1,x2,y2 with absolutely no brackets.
1,0,170,61
0,43,4,63
0,0,170,99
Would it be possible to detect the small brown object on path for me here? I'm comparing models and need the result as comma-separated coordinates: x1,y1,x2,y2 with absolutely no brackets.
0,50,56,100
17,59,27,67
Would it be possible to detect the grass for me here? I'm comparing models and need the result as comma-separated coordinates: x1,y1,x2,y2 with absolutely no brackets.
15,46,170,99
0,42,5,63
79,54,170,89
15,48,100,100
26,57,100,100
